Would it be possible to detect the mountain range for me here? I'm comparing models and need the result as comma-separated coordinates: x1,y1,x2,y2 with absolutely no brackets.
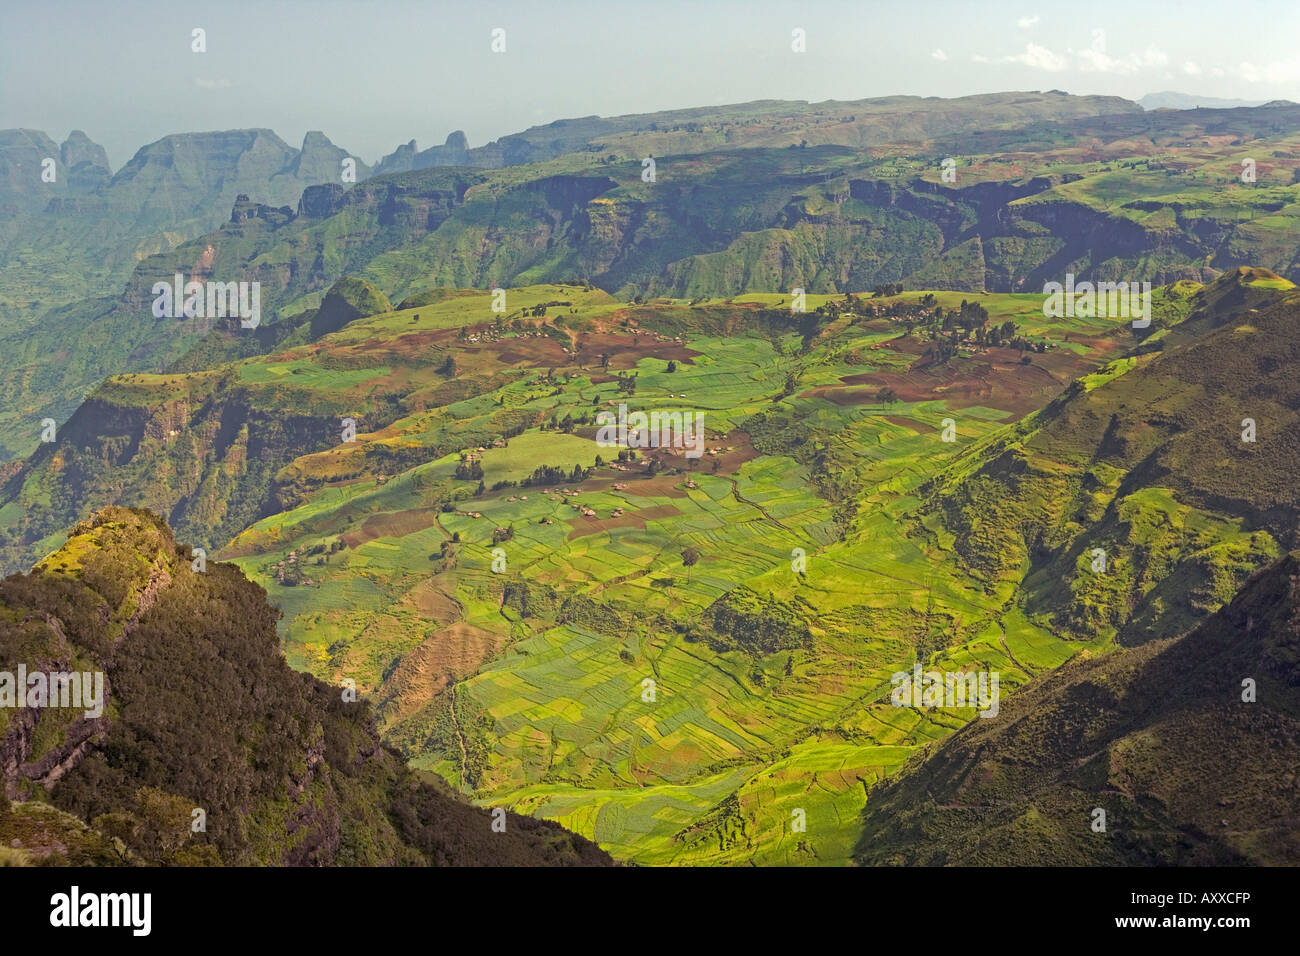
3,93,1299,464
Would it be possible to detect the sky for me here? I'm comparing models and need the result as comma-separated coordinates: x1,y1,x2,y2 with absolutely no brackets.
3,0,1300,168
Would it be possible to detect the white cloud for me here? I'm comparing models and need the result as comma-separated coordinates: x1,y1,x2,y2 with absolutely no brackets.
1182,61,1202,76
931,48,948,61
1142,47,1170,69
1236,58,1300,85
971,43,1067,71
1074,30,1168,75
1005,43,1068,71
971,28,1172,77
193,78,231,90
1017,15,1040,29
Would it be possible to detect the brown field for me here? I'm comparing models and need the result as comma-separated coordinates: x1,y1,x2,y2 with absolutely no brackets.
567,503,684,541
819,339,1120,418
342,507,438,548
376,621,506,728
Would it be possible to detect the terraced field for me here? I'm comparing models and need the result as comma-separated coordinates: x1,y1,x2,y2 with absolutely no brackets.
204,279,1236,864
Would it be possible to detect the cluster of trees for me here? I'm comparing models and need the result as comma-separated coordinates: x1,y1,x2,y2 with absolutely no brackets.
519,463,593,487
542,408,596,433
693,588,815,654
455,458,484,481
940,299,990,332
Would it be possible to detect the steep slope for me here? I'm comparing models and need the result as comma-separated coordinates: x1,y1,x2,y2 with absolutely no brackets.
855,550,1300,865
916,268,1299,646
0,129,112,215
0,507,610,866
0,129,374,459
0,127,368,313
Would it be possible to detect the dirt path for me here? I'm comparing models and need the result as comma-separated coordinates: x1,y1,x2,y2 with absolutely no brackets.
997,620,1033,674
449,688,470,792
722,475,792,532
588,565,656,596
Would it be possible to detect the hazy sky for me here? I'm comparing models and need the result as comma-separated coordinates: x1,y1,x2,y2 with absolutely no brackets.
4,0,1299,168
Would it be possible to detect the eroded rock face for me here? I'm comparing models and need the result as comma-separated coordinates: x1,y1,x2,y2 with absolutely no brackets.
299,182,347,219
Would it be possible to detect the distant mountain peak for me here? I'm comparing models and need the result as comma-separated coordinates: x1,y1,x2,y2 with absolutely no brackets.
59,129,111,178
1139,90,1267,111
304,129,346,151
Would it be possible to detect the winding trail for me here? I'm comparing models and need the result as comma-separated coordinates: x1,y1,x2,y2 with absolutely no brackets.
722,475,792,532
449,688,470,792
997,620,1032,674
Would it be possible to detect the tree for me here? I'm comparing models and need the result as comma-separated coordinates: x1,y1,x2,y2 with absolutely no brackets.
876,386,899,405
666,360,677,373
681,547,700,582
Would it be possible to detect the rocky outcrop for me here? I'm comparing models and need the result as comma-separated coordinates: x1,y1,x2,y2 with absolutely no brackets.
299,182,347,219
0,507,613,866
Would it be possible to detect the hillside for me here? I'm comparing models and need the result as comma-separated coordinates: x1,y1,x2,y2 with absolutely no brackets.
855,549,1300,865
0,507,610,866
915,267,1298,646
